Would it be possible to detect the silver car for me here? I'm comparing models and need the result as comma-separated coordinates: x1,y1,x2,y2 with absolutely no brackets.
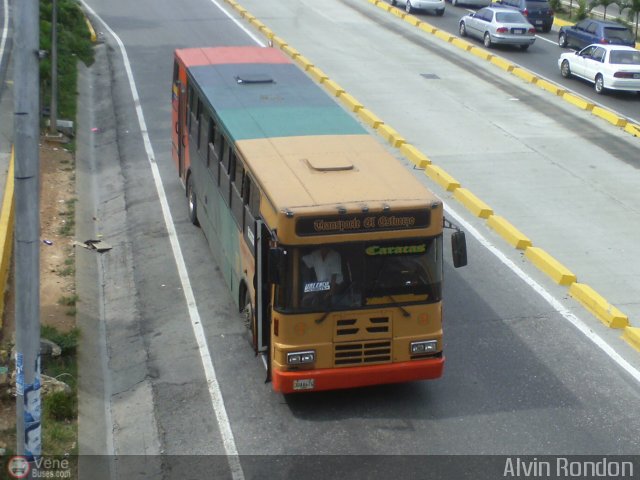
391,0,445,16
459,6,536,50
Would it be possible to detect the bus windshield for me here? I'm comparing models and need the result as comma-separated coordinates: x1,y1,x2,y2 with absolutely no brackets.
274,237,443,313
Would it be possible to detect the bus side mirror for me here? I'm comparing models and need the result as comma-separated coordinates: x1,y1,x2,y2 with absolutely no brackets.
268,247,284,284
451,231,467,268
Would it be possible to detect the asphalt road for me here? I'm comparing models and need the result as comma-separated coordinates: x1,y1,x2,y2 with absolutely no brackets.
74,0,640,478
392,0,640,123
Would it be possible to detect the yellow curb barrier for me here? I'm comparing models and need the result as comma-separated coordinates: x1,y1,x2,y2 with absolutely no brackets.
536,78,565,96
271,35,287,49
0,149,15,329
569,283,629,329
624,123,640,137
487,215,532,250
450,37,474,51
469,47,493,61
524,247,577,285
400,143,431,168
84,15,97,43
358,108,384,129
454,188,493,219
249,18,267,31
294,55,314,71
307,66,328,83
623,327,640,352
378,2,392,11
367,0,379,4
323,79,345,97
418,23,437,34
377,124,406,148
512,67,538,84
390,7,406,18
561,92,594,111
281,44,300,59
433,29,455,42
424,164,460,192
235,6,247,16
490,56,514,72
340,93,364,112
592,106,627,127
404,16,421,27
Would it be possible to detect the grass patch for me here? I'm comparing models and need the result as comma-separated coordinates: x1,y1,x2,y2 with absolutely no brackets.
58,198,77,236
41,325,80,354
57,295,79,307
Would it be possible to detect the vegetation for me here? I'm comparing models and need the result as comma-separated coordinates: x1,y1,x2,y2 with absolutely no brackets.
619,0,640,36
39,0,94,124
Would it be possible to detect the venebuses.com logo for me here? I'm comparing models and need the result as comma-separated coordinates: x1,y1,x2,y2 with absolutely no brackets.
5,456,71,479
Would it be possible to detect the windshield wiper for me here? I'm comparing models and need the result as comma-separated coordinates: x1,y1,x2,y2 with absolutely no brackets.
383,295,411,318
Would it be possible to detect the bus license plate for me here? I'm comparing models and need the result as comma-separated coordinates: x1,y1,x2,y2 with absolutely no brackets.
293,379,315,391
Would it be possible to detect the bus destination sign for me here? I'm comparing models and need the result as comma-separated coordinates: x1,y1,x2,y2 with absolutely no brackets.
296,210,430,236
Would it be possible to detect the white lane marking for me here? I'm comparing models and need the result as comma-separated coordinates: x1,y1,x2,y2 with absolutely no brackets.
79,2,245,479
0,0,8,66
208,0,265,46
445,204,640,384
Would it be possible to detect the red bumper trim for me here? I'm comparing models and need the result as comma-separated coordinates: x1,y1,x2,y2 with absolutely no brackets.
272,357,444,393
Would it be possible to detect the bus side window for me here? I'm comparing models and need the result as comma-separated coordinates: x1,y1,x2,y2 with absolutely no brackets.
230,157,244,227
187,86,195,133
242,175,258,249
195,99,203,148
198,113,208,153
219,141,232,207
208,120,219,183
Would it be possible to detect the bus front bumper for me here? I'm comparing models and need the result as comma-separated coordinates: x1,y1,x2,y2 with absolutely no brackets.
272,356,444,393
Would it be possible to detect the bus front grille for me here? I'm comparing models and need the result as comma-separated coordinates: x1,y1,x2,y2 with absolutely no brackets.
334,340,392,366
335,316,390,339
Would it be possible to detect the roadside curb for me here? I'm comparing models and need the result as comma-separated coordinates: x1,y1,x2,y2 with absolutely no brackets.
224,0,639,353
0,148,14,330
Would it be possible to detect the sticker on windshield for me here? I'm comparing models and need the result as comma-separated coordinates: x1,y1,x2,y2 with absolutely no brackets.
304,281,330,293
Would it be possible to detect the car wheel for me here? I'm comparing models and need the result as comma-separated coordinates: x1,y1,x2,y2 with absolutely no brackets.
436,8,445,15
391,0,397,5
459,21,467,37
520,44,530,51
594,74,605,94
558,32,567,48
405,0,414,12
542,25,552,33
187,174,199,226
483,32,492,48
452,0,458,5
560,59,572,78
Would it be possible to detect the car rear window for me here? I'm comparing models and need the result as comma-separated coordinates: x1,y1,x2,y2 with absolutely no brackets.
496,11,526,22
603,27,634,43
609,50,640,65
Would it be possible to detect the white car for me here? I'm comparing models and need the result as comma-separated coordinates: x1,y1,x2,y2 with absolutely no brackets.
390,0,445,16
558,44,640,94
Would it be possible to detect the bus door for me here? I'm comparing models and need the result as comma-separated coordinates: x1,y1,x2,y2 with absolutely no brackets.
171,69,187,179
255,219,271,355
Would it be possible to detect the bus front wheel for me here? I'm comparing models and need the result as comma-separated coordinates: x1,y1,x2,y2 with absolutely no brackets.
187,175,199,226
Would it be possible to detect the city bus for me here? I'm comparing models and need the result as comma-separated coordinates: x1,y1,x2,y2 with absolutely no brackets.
171,46,467,393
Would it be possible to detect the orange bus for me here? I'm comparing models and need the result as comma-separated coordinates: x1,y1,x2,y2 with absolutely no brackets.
172,46,467,393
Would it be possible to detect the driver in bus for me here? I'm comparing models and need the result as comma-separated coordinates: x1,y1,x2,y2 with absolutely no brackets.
302,247,345,306
302,246,343,289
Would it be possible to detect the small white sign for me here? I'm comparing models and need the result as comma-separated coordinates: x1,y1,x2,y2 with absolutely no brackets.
304,281,330,293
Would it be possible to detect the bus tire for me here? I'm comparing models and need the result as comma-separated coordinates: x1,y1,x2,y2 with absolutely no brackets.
187,174,199,226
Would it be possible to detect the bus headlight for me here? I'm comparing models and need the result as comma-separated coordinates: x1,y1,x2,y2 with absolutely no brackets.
287,350,316,365
410,340,437,354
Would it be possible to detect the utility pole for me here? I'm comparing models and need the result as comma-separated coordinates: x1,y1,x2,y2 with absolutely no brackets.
14,0,41,465
49,0,58,135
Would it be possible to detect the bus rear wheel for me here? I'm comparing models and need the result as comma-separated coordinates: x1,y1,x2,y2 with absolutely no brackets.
187,175,199,226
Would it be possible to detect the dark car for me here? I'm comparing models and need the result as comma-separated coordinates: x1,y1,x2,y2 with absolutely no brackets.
558,19,636,50
495,0,554,32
